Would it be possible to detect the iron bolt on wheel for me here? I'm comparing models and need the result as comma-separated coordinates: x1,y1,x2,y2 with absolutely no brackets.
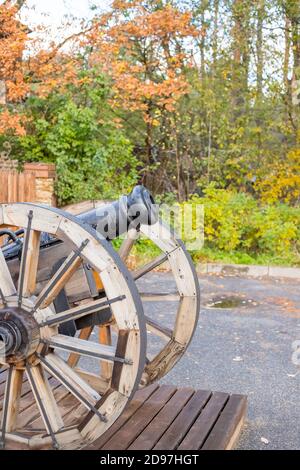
0,204,146,450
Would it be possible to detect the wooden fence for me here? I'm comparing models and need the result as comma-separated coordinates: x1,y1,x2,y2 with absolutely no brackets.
0,163,56,205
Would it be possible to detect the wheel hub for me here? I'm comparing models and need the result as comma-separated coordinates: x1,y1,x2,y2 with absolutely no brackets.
0,306,40,364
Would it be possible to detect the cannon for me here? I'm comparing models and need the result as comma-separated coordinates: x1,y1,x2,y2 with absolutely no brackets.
0,187,200,449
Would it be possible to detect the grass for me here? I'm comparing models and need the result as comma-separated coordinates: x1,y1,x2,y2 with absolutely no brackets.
113,238,300,268
192,247,300,267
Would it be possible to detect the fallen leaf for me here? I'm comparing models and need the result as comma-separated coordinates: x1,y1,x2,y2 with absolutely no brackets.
287,372,299,378
261,437,269,445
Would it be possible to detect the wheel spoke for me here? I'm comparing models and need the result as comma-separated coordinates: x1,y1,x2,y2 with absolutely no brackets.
74,369,110,394
26,364,63,449
140,292,180,302
0,249,16,298
39,295,125,328
145,315,173,341
118,228,138,261
133,253,168,280
44,334,131,364
32,240,89,311
0,367,23,447
99,325,113,380
18,211,41,303
37,353,106,422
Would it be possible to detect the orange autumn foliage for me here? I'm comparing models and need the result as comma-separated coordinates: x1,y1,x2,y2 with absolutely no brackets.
0,1,83,135
0,1,29,102
87,0,199,123
0,0,200,135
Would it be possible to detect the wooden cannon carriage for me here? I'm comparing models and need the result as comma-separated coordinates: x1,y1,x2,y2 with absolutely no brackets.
0,186,200,450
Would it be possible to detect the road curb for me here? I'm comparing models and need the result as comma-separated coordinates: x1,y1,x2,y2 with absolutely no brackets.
196,263,300,279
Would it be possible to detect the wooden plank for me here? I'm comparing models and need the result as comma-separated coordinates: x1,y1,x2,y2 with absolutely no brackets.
18,173,25,203
133,253,168,280
118,228,138,261
12,377,62,425
34,251,82,310
144,339,185,384
99,326,113,381
0,170,36,204
8,172,13,202
0,248,17,297
129,388,195,450
25,386,77,431
1,376,247,450
26,365,64,434
141,293,180,302
63,201,98,216
67,327,93,368
18,229,40,297
37,297,115,327
0,377,32,410
40,353,100,407
110,330,129,392
46,334,117,362
154,390,212,450
17,382,67,430
16,378,60,432
74,369,109,395
145,315,173,341
102,385,177,450
2,368,23,432
201,394,247,450
177,392,229,450
24,172,36,202
0,172,7,203
84,383,159,450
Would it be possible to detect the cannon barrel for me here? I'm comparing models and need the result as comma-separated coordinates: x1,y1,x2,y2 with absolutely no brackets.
1,185,158,260
79,185,158,240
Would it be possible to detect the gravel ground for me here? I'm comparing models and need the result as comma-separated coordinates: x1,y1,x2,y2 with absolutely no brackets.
137,272,300,450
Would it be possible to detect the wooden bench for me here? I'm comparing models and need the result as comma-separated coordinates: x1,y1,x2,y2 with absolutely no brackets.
85,384,247,451
0,366,247,450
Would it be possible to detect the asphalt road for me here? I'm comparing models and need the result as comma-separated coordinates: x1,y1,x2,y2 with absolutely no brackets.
137,272,300,450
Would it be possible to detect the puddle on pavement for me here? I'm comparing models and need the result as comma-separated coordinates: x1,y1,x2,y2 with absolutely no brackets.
206,295,257,309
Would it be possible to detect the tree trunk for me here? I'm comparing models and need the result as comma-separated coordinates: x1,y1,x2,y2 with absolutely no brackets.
285,0,300,134
283,16,291,94
212,0,219,67
256,0,264,99
231,0,251,116
200,6,205,79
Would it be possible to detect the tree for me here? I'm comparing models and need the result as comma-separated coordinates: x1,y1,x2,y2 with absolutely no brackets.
86,0,198,196
0,0,28,134
0,0,86,135
15,72,139,204
285,0,300,133
256,0,265,99
0,0,299,207
230,0,252,115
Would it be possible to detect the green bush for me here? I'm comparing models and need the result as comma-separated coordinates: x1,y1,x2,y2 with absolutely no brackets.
187,186,300,266
11,74,139,205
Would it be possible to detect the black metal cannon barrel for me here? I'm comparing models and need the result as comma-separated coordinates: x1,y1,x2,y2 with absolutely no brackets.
1,185,158,260
0,185,158,336
79,185,158,239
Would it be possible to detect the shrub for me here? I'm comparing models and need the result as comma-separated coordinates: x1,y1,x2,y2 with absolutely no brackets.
11,77,139,205
187,185,300,266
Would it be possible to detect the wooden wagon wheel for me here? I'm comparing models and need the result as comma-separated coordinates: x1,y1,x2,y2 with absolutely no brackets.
0,204,146,450
117,220,200,386
64,200,200,387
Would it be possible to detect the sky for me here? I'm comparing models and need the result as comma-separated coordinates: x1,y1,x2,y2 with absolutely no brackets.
22,0,111,24
16,0,111,43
